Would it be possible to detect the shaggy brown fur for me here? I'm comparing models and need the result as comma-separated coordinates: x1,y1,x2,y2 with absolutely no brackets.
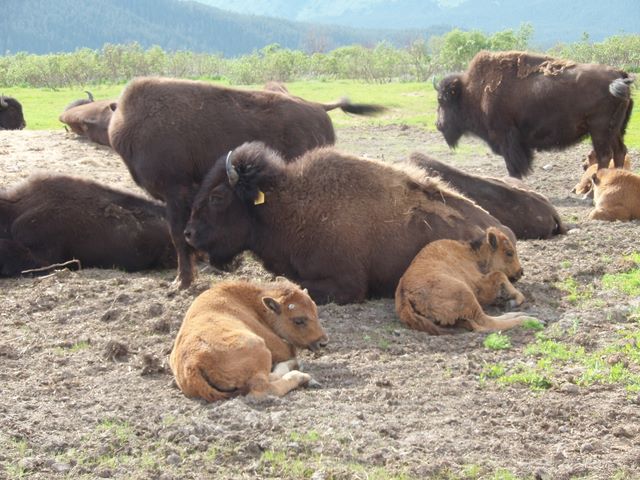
588,168,640,221
109,77,385,288
0,175,175,276
0,95,26,130
436,50,634,178
59,99,116,146
410,152,565,239
395,227,536,334
184,141,515,305
169,279,328,402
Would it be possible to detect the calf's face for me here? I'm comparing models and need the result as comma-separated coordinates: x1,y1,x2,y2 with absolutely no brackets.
483,227,523,282
262,287,328,352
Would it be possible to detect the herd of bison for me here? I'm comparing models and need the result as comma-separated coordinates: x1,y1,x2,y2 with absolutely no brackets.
1,50,639,478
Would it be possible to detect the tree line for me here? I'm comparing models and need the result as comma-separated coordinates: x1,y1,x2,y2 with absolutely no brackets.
1,26,638,88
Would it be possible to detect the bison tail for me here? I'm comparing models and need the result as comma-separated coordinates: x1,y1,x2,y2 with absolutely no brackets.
553,214,567,235
396,289,452,335
609,77,633,100
323,97,386,116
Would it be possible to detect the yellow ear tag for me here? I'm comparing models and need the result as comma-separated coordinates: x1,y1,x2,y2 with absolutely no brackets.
254,190,265,205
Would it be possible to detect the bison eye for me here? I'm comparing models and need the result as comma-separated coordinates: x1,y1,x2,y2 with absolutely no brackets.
292,316,307,326
209,194,223,205
505,251,514,258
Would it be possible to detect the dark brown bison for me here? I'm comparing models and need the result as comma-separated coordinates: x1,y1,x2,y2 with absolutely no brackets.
183,141,515,305
409,152,566,239
59,99,116,146
63,90,94,111
109,76,385,288
435,51,634,178
0,95,26,130
0,175,176,276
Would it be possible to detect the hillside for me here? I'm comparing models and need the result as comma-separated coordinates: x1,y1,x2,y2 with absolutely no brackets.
0,0,447,56
195,0,640,45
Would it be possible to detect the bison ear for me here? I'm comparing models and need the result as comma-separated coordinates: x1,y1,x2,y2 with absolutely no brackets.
487,230,498,251
442,77,462,104
262,296,282,315
109,102,117,112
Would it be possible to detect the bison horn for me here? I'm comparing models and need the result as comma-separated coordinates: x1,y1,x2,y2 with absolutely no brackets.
84,90,94,102
0,95,7,109
225,151,239,187
432,76,438,90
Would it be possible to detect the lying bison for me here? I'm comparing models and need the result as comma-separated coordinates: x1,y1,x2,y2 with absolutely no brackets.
109,77,385,288
170,279,327,402
410,152,565,239
59,99,116,146
184,142,514,304
436,51,634,178
0,175,176,276
395,227,536,334
587,168,640,221
0,95,26,130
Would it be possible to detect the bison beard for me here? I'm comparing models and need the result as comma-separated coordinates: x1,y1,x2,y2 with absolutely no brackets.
435,51,634,178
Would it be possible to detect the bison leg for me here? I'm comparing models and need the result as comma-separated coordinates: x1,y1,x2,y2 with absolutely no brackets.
503,128,533,178
611,136,628,169
248,370,311,399
270,359,299,380
467,311,532,332
589,206,631,222
165,188,197,288
590,132,614,170
476,271,525,308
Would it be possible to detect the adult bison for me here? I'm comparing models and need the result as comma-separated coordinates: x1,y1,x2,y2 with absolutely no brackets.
409,152,566,239
59,99,116,146
435,51,634,178
109,76,385,288
183,141,514,305
0,95,26,130
0,175,176,276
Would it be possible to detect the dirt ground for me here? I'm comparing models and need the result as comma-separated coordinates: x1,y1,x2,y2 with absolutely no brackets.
1,127,639,480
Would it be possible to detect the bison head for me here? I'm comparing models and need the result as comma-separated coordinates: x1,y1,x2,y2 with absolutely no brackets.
435,75,464,147
0,96,26,130
473,227,523,282
184,141,285,269
262,280,328,352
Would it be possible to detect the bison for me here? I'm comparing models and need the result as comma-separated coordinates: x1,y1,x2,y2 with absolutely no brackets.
0,95,26,130
63,90,95,111
169,279,328,402
183,141,515,305
572,154,631,196
109,76,385,288
409,152,566,239
0,175,176,276
587,168,640,221
395,227,537,334
435,51,634,178
59,99,116,146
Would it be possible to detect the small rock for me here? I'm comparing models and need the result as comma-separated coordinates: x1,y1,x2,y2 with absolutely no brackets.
580,442,595,453
18,457,36,471
534,468,551,480
166,453,182,466
311,470,327,480
188,434,200,445
560,382,580,394
51,462,71,473
542,163,553,171
101,309,121,323
96,468,113,478
613,426,633,438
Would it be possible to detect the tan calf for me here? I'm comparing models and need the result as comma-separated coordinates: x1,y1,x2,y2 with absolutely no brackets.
573,152,631,195
169,279,328,402
395,227,536,334
588,168,640,221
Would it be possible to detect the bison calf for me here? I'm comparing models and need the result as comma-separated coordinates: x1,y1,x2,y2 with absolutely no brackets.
395,227,537,334
169,279,328,402
0,175,176,276
588,169,640,221
0,95,26,130
410,152,565,239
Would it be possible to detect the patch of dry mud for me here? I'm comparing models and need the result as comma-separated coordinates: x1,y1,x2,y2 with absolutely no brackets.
1,128,639,479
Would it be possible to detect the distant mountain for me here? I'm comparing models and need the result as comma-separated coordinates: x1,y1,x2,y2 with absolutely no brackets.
0,0,447,56
195,0,640,45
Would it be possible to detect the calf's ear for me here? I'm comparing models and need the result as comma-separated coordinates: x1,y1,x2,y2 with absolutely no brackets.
488,231,498,250
262,296,282,315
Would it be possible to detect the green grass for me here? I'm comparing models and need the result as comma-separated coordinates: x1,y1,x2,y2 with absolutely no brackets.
555,277,594,305
11,79,640,149
602,252,640,297
483,333,512,350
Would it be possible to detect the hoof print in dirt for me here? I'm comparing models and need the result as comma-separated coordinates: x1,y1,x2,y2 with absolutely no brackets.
139,352,166,375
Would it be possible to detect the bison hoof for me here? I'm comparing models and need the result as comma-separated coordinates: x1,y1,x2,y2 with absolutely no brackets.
283,370,311,385
306,378,323,389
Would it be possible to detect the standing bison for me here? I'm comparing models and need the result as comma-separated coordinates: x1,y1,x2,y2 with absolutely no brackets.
109,77,384,288
183,141,514,305
435,51,634,178
0,95,26,130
